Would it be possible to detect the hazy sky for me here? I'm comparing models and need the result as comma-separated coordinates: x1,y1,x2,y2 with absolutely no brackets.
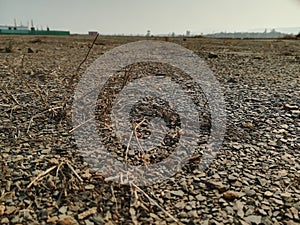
0,0,300,35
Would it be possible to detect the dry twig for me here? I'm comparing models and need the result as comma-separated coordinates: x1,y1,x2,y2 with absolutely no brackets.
130,182,180,224
27,106,63,133
66,161,83,182
27,159,83,189
76,33,99,71
68,116,94,133
27,165,57,189
133,118,146,156
125,131,134,162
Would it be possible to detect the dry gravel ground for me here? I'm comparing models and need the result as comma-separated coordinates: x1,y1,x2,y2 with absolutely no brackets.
0,35,299,225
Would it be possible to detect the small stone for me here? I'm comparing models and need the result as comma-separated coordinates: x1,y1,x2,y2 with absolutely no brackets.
282,104,298,110
175,201,185,209
208,52,218,58
244,215,261,224
268,141,277,146
290,207,299,220
209,219,222,225
150,213,160,219
258,178,267,186
1,217,9,224
278,170,288,177
11,215,20,224
223,190,240,201
195,194,206,201
272,198,284,205
58,216,79,225
0,205,5,216
294,203,300,211
128,150,135,156
245,207,255,217
228,77,238,83
239,220,250,225
27,47,34,53
285,220,300,225
187,210,198,218
92,215,105,224
59,206,68,214
242,122,254,129
170,190,185,197
225,206,234,215
280,124,289,129
228,174,238,181
5,206,16,215
244,172,256,180
78,207,97,220
253,55,263,59
232,142,243,150
261,216,273,225
207,181,228,192
47,216,59,224
81,172,92,179
281,192,292,199
258,209,267,216
235,200,244,218
84,184,95,190
273,211,280,217
84,220,94,225
245,189,256,197
2,153,9,159
212,173,221,179
232,181,243,187
185,205,192,211
264,191,273,197
40,209,48,219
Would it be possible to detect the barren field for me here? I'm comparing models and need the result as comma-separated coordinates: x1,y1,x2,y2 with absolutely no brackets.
0,35,299,225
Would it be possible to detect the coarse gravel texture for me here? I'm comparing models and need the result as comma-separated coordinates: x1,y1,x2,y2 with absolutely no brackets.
0,35,299,225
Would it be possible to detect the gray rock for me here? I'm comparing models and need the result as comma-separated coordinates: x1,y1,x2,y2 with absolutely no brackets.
169,190,185,197
195,194,206,201
245,189,256,197
244,215,262,224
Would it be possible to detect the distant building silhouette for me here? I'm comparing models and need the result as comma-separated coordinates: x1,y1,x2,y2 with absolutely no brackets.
205,29,286,38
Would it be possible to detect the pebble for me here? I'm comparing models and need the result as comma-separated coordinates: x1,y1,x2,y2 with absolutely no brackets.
235,200,244,218
0,205,5,216
59,206,68,214
272,198,284,205
187,210,198,218
206,181,228,192
242,121,254,128
47,216,59,224
245,189,256,197
11,215,21,224
84,184,95,190
228,174,238,181
195,194,206,202
4,206,16,215
258,209,268,216
78,207,98,220
264,191,273,197
175,201,185,209
223,190,240,201
244,215,262,224
290,207,299,220
169,190,185,197
285,221,300,225
84,220,95,225
1,217,9,224
58,216,79,225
